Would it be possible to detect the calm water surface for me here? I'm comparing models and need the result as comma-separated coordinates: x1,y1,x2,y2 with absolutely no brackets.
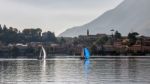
0,57,150,84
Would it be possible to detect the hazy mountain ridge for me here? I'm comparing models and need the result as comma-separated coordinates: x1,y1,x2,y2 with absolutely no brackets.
59,0,150,37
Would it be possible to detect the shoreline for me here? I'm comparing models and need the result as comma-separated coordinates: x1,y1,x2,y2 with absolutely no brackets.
0,56,150,60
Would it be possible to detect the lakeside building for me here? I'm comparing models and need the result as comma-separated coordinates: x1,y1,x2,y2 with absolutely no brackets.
79,34,107,40
1,29,150,57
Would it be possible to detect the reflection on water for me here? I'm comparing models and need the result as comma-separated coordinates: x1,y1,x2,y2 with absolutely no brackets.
42,60,46,72
84,59,90,74
0,58,150,84
41,60,47,82
84,59,90,84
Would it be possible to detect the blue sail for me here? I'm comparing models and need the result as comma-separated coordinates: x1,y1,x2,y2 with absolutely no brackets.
84,48,91,59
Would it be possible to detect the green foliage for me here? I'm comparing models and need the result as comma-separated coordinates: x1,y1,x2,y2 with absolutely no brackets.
0,24,57,44
93,36,108,55
0,25,19,44
42,31,57,43
90,44,97,55
95,36,108,45
114,31,122,39
59,37,66,45
23,28,42,42
0,25,2,33
128,32,139,46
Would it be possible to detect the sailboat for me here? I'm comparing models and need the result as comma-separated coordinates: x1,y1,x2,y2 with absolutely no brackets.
81,48,91,59
38,46,47,60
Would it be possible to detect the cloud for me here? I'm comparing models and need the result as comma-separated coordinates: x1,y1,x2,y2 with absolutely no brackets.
0,0,123,35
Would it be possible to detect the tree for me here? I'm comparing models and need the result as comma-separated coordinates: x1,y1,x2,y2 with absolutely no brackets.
0,24,2,33
23,28,42,42
95,36,108,55
13,28,18,33
1,25,17,43
90,44,97,55
0,25,58,44
42,31,57,43
128,32,139,46
96,36,108,45
3,25,8,32
114,31,122,40
59,37,66,45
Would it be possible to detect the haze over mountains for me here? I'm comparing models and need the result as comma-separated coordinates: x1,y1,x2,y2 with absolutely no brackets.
59,0,150,37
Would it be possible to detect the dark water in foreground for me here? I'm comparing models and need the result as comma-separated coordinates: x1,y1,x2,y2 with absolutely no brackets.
0,58,150,84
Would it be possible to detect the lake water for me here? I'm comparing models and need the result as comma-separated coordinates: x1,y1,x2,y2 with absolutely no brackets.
0,57,150,84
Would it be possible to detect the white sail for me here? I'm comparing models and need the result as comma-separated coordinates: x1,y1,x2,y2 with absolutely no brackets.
42,46,46,60
39,46,47,60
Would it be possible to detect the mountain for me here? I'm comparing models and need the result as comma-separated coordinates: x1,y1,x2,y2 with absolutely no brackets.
59,0,150,37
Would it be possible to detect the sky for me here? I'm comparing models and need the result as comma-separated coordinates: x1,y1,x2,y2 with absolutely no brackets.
0,0,123,36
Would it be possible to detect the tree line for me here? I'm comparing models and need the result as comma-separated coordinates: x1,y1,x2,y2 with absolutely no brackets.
0,24,57,44
90,30,140,55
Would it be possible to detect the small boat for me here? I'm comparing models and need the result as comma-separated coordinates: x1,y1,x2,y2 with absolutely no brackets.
38,46,47,60
81,48,91,60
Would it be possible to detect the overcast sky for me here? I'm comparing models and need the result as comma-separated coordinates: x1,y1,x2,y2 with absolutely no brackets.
0,0,123,35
